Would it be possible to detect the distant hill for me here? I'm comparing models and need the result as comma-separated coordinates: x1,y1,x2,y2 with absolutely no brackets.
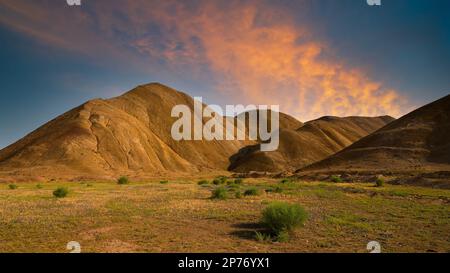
300,94,450,174
229,115,394,172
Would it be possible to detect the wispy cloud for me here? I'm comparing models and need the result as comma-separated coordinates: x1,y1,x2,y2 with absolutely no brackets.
0,0,412,120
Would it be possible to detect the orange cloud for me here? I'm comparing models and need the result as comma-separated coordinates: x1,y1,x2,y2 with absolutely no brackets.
0,0,412,121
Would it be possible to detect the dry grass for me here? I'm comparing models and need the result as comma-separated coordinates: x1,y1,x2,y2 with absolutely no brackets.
0,178,448,253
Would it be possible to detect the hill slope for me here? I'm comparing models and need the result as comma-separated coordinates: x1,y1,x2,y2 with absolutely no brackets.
0,83,254,180
229,115,394,173
301,94,450,173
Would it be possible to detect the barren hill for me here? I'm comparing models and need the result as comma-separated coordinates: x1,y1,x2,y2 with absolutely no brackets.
0,83,254,180
300,94,450,174
229,115,394,173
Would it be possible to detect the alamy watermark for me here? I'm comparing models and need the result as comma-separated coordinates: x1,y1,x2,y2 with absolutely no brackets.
66,0,81,6
171,97,280,152
367,0,381,6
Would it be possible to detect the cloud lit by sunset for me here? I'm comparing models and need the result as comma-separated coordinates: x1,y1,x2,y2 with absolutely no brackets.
1,0,449,148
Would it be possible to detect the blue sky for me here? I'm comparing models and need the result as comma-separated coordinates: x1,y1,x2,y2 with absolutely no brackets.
0,0,449,149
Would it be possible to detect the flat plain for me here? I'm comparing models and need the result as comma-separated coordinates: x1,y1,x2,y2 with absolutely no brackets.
0,178,448,253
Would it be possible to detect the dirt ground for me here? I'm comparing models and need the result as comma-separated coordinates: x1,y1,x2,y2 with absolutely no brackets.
0,177,448,253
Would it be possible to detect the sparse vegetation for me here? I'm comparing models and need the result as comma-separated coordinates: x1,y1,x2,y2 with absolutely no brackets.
211,187,228,200
255,231,272,243
375,177,385,187
244,187,260,196
261,202,308,241
228,183,240,190
197,180,209,185
266,186,283,193
235,191,242,199
0,179,448,252
160,180,169,184
276,230,290,243
280,178,291,184
330,175,343,183
53,187,69,198
213,176,227,185
212,179,221,185
36,184,43,189
117,176,130,185
8,184,18,190
234,178,244,185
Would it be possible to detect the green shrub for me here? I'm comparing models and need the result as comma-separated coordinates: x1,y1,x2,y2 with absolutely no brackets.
8,184,18,190
211,187,228,200
330,175,343,183
198,180,209,185
86,184,93,187
53,187,69,198
215,176,227,184
117,176,129,185
36,184,43,189
212,179,221,185
280,179,291,184
244,187,260,196
160,180,169,184
262,202,308,235
226,180,234,185
375,177,385,187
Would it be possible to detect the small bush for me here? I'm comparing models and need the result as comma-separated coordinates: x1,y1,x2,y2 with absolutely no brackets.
280,179,290,184
117,176,129,185
8,184,18,190
262,202,308,235
36,184,43,189
375,177,385,187
197,180,209,185
234,178,244,185
226,180,234,185
86,184,93,187
53,187,69,198
212,179,221,185
211,187,228,200
160,180,169,184
330,175,343,183
244,187,260,196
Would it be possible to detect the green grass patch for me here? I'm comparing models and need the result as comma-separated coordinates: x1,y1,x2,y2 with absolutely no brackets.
211,187,228,200
117,176,130,185
53,187,69,198
330,175,343,183
197,180,209,185
244,187,261,196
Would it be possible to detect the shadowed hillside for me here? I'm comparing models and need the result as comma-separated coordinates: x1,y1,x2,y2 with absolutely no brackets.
300,94,450,174
229,115,394,172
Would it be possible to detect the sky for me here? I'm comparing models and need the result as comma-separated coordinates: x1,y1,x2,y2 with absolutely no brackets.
0,0,449,149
